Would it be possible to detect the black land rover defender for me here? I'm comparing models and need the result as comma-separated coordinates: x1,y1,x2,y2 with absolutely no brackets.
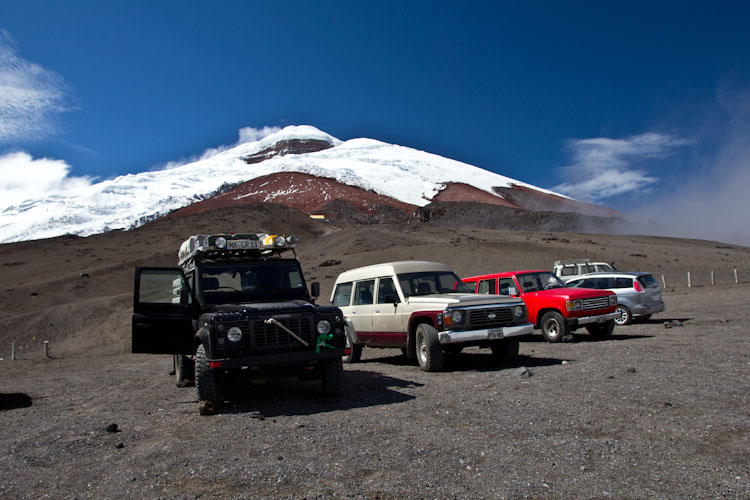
132,233,346,411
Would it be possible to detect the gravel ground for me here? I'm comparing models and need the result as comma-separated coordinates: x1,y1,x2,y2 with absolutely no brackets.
1,286,748,499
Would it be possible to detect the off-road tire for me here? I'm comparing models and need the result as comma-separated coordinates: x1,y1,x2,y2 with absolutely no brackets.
491,339,519,361
614,305,633,326
195,344,221,403
541,311,569,343
320,357,343,397
586,319,615,339
342,326,362,364
415,324,443,372
175,354,195,387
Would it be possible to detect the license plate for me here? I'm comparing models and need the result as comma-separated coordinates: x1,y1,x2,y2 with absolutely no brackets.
488,328,504,339
227,239,260,250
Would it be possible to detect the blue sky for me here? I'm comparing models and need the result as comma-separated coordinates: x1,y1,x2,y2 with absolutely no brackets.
1,1,750,231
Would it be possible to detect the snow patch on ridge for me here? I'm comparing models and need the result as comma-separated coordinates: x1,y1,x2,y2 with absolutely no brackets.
0,125,566,243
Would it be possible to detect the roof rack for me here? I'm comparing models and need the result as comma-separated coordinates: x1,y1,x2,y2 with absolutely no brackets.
178,233,297,266
553,258,591,266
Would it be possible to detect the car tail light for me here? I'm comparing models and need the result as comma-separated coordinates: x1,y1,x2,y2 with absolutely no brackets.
633,280,643,293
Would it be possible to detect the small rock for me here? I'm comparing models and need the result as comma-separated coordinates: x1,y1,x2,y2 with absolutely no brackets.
80,273,90,278
115,442,125,449
626,367,637,374
516,366,533,378
561,360,569,365
319,259,341,267
671,320,683,327
105,423,120,433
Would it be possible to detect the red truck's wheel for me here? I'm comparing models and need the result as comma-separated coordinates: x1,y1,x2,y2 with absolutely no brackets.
541,311,569,343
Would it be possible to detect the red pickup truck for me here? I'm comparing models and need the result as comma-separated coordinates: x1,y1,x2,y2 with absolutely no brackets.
463,270,619,342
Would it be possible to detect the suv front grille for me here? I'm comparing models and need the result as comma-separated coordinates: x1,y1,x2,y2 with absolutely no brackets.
582,297,610,311
250,317,314,351
467,307,514,328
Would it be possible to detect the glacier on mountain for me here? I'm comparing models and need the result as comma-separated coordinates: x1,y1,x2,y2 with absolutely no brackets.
0,125,564,243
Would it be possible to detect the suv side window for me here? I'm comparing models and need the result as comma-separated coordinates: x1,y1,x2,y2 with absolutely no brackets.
332,282,353,306
377,277,400,304
615,277,633,288
354,280,375,305
497,278,516,295
561,266,576,276
477,279,496,294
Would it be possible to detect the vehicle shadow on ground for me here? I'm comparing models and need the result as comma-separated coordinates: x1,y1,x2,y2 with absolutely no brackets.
214,369,422,417
521,333,653,343
0,392,33,411
361,352,565,373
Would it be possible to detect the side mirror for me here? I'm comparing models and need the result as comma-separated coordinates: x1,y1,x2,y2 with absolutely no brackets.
310,281,320,299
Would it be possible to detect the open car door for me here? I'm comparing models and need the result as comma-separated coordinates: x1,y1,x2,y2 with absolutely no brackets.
132,267,197,355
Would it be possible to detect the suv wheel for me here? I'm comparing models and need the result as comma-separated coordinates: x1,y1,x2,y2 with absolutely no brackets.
415,324,444,372
586,319,615,339
320,357,343,397
541,311,569,343
175,354,195,387
490,339,519,361
614,305,633,325
342,326,362,364
195,344,221,403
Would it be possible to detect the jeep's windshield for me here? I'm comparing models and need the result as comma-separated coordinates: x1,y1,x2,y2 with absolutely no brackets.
199,259,309,304
397,271,471,297
516,272,565,293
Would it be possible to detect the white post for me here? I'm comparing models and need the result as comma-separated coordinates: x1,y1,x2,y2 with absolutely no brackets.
711,270,715,286
687,272,692,288
44,341,50,358
11,342,15,360
735,268,739,284
661,275,667,289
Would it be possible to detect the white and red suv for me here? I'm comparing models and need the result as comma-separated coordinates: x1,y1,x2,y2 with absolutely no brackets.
330,261,533,371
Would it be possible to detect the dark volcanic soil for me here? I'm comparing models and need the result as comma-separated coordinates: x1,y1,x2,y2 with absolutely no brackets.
1,203,748,499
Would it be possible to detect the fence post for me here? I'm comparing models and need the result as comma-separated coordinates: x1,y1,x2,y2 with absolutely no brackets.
661,275,667,289
44,341,50,358
711,270,715,286
11,341,15,360
687,271,692,288
735,268,739,284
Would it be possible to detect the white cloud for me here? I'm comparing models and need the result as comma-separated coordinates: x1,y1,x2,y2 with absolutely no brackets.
157,125,283,170
628,89,750,245
0,31,73,144
238,126,282,144
0,151,93,210
553,133,691,203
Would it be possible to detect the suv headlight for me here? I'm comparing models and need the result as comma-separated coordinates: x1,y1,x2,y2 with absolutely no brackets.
513,305,525,319
444,310,464,326
227,326,243,342
566,300,583,311
316,319,331,334
609,295,617,305
215,236,227,249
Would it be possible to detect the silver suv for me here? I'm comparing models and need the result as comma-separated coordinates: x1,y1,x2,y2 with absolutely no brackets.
566,272,665,325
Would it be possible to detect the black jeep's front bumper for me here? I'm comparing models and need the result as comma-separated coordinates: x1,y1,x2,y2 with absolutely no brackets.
207,348,346,370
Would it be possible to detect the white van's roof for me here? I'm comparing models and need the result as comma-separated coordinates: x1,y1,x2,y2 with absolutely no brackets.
333,261,452,283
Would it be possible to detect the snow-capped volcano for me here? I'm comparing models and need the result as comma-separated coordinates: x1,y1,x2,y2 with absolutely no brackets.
0,125,611,243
